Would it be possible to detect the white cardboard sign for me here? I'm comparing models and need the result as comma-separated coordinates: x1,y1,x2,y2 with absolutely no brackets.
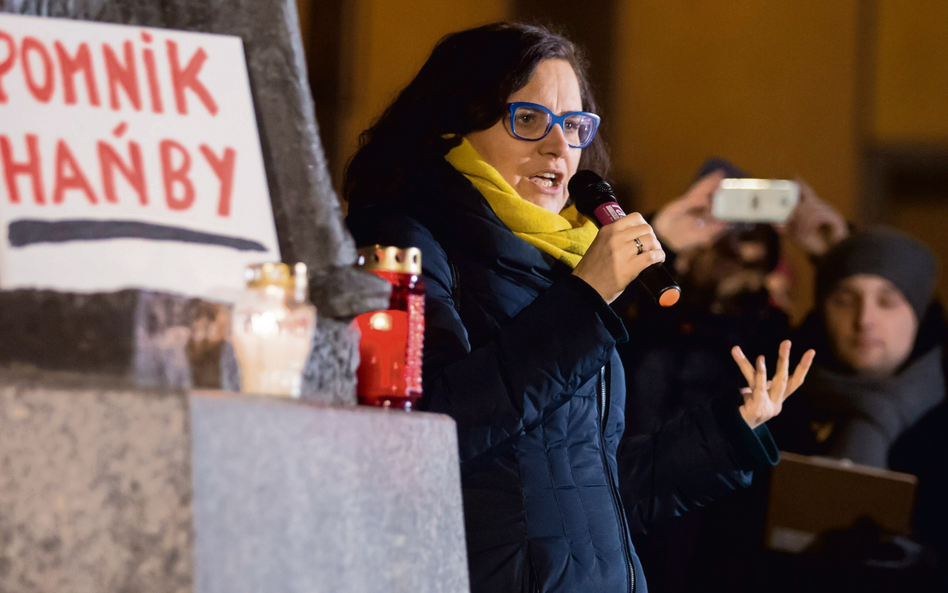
0,13,280,301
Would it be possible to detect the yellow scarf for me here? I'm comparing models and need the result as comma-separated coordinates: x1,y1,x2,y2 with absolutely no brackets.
445,138,598,268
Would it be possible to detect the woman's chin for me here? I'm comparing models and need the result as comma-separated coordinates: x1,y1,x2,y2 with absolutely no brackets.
520,189,566,213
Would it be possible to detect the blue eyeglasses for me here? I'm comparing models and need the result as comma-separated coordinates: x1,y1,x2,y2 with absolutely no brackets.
507,102,601,149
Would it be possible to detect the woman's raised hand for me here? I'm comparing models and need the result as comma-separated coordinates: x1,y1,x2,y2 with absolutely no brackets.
731,340,816,429
573,213,665,304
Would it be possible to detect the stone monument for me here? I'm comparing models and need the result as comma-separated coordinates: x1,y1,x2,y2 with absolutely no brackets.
0,0,392,400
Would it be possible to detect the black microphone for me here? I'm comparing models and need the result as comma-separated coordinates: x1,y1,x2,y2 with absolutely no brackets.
569,170,681,307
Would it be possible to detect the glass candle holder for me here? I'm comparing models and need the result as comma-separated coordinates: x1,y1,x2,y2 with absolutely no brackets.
231,262,316,398
354,246,425,410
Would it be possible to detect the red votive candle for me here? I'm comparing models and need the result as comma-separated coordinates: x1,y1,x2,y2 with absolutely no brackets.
354,245,425,410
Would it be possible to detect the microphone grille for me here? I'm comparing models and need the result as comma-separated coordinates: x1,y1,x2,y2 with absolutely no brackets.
568,171,617,219
568,170,615,199
568,169,604,197
594,181,613,195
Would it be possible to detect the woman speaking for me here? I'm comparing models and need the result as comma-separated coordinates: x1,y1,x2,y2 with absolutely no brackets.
345,23,813,593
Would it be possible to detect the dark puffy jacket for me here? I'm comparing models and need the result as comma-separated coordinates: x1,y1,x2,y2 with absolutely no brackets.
346,158,778,593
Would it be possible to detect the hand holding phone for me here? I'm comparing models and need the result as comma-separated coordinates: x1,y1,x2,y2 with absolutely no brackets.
653,170,732,252
787,177,849,256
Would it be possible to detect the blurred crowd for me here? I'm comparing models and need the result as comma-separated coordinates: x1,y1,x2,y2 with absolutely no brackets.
619,159,948,592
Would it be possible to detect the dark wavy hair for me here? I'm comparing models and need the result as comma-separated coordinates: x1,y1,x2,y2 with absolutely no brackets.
344,22,609,204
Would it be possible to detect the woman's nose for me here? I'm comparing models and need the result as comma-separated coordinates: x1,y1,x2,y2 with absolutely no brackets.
539,122,570,157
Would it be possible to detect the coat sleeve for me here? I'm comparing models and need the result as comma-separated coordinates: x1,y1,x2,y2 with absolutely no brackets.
347,208,629,466
616,396,780,534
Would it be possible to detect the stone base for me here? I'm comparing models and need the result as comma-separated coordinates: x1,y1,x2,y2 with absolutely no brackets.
0,289,236,391
0,370,194,593
300,316,360,405
191,392,469,593
0,371,470,593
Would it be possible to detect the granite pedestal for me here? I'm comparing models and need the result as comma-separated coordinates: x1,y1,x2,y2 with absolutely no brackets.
0,370,470,593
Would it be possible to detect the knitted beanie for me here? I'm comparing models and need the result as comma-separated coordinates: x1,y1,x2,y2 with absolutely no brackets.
816,227,937,319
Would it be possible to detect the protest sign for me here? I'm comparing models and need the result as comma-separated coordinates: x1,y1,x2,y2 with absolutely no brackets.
0,13,280,300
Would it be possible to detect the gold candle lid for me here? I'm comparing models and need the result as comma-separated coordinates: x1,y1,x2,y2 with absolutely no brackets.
245,262,308,289
356,245,422,275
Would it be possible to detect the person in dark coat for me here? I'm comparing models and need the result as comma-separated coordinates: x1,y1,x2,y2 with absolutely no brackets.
889,401,948,587
621,160,787,438
344,23,814,593
773,228,944,467
615,162,849,592
768,227,948,588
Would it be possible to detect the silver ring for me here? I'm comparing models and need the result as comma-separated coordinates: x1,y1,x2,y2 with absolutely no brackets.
634,237,644,255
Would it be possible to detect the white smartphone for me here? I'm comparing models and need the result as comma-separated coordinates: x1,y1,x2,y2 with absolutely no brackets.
711,179,800,224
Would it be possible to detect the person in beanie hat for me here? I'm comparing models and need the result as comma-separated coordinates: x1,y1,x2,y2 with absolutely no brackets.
773,226,944,468
815,227,938,376
771,227,948,589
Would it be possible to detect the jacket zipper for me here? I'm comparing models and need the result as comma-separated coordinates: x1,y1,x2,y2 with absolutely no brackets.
598,365,635,593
